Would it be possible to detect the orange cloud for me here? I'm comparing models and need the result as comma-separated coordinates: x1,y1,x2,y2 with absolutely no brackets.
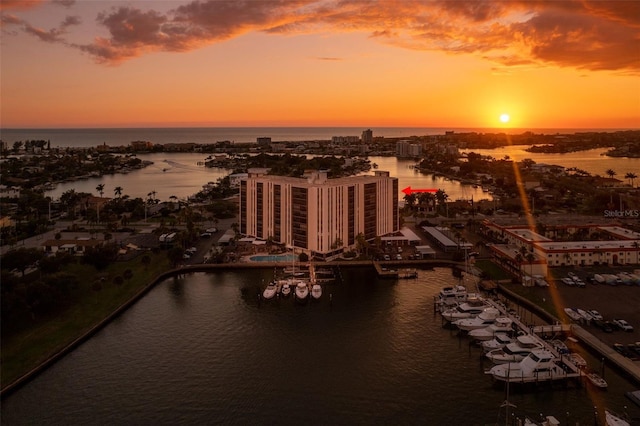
0,0,45,11
13,0,640,73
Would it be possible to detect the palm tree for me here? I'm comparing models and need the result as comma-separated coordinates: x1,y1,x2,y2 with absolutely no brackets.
435,189,448,216
625,172,637,188
605,168,616,181
114,186,123,198
95,184,105,223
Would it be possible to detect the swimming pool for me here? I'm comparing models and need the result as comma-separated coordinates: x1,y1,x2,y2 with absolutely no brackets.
249,254,296,262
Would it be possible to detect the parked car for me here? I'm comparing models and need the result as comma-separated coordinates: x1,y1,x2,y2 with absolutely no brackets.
561,277,575,286
200,232,212,238
588,310,604,321
396,254,402,260
613,319,634,332
206,227,218,233
383,254,390,261
593,320,614,332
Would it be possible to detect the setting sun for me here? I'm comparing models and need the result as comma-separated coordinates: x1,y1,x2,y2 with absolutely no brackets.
500,114,511,124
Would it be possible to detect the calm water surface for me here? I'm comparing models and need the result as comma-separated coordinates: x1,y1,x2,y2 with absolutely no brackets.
2,268,638,425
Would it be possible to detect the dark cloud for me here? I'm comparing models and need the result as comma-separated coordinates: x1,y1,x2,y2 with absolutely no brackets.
12,0,635,73
52,0,75,7
24,23,64,42
61,15,80,28
1,13,24,26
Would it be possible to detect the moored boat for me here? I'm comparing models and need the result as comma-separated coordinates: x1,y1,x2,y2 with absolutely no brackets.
568,352,587,368
486,334,544,364
295,280,309,302
469,317,515,341
441,297,489,322
262,281,278,299
584,371,608,388
280,282,291,297
454,307,501,331
605,410,630,426
311,283,322,300
486,349,570,383
481,333,514,353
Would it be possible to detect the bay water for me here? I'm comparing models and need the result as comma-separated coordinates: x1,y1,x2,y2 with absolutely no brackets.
2,268,638,425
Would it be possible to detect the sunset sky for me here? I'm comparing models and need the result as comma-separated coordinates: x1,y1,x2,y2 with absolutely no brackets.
1,0,639,129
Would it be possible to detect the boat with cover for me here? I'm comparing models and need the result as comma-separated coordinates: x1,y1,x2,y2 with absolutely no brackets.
262,281,278,299
469,317,515,341
294,280,309,302
453,307,501,331
486,349,572,383
486,335,544,364
441,297,489,322
311,283,322,300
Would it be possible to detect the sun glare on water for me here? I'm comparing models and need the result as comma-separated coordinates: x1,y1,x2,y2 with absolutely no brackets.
499,113,510,124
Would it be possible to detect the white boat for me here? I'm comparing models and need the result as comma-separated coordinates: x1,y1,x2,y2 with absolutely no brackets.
486,349,571,383
441,297,489,322
437,285,469,310
280,282,291,297
295,280,309,301
262,281,278,299
486,335,544,364
605,410,630,426
469,317,514,341
453,307,501,331
563,307,582,321
481,333,515,353
584,371,608,388
311,283,322,300
568,352,587,368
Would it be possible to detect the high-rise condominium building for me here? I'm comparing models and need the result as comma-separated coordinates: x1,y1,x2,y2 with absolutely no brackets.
240,170,398,258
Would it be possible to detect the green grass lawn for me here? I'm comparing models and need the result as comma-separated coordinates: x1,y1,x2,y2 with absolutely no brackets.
1,252,171,390
474,259,511,280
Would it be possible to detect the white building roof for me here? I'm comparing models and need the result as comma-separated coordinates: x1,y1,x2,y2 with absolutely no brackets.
599,226,640,240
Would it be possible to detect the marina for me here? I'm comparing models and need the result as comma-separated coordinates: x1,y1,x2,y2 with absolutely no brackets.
1,267,639,425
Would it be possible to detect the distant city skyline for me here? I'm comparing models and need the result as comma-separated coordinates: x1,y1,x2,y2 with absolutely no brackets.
1,1,638,129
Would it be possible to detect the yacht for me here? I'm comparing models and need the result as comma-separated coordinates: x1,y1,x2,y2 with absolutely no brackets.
453,307,501,331
295,280,309,302
486,349,574,383
486,334,544,364
436,285,469,310
441,297,489,322
311,283,322,300
468,317,514,341
262,281,278,300
481,333,515,353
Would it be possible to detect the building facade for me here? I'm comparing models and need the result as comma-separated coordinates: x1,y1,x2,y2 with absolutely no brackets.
240,170,398,258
